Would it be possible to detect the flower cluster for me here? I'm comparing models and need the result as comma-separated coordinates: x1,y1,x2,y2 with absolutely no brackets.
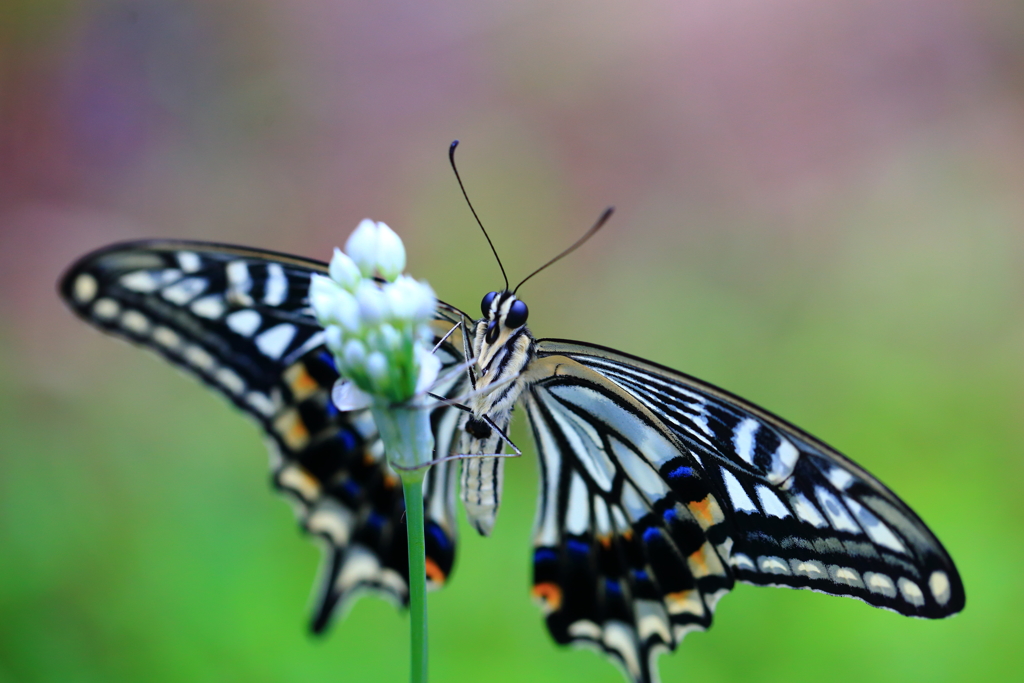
309,219,439,408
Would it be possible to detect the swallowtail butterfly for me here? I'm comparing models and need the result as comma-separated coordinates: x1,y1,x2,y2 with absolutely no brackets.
60,236,963,683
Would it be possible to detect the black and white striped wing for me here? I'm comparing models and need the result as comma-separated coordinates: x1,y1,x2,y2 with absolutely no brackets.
524,339,964,683
59,240,470,632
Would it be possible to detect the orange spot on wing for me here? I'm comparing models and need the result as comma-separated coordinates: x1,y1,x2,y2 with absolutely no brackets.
383,474,399,490
688,494,724,528
689,546,710,576
425,558,446,586
665,589,704,617
531,582,563,612
689,498,712,525
273,409,310,451
284,364,319,401
688,540,726,579
597,534,612,549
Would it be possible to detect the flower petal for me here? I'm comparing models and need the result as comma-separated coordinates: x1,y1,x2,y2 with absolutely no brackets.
331,380,373,411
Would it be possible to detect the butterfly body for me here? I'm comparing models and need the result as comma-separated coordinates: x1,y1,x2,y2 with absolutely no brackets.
60,240,964,683
457,290,535,535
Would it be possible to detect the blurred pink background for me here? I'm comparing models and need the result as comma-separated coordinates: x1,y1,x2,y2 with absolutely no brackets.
5,2,1021,377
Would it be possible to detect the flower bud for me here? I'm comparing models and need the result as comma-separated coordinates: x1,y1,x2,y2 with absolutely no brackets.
355,280,388,325
385,275,415,319
366,351,389,386
329,248,362,291
333,290,361,332
414,344,441,393
412,279,437,320
345,219,380,277
342,338,367,369
309,273,341,317
374,221,406,281
324,324,344,354
379,323,401,352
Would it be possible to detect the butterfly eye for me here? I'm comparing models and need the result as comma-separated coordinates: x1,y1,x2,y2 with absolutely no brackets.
481,291,498,316
504,299,528,328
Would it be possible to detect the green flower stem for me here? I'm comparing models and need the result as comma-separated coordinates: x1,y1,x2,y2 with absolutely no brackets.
401,471,428,683
370,404,434,683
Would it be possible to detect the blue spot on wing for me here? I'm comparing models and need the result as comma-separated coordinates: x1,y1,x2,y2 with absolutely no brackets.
642,527,660,543
669,465,693,479
426,522,451,550
336,428,356,452
534,548,558,564
566,539,590,556
318,350,337,372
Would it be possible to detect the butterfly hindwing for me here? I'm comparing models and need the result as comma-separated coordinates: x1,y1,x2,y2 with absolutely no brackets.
59,240,468,629
523,354,733,683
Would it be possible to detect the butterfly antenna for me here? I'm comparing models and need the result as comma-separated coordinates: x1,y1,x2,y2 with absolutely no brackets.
449,140,509,292
513,206,614,294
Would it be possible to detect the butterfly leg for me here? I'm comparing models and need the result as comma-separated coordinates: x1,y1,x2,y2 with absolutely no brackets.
393,401,522,470
430,319,462,354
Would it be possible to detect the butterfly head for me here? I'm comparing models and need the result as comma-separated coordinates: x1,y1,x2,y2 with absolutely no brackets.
480,290,529,344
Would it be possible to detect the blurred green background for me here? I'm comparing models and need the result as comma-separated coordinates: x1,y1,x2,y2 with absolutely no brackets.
2,1,1022,681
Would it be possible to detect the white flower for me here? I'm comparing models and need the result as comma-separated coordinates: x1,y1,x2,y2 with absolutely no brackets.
355,279,388,326
375,223,406,281
385,275,416,319
385,274,436,321
415,344,441,393
312,219,438,430
379,323,401,352
309,274,342,316
345,219,407,282
329,248,362,291
345,219,378,277
342,338,367,368
365,351,389,385
411,280,437,320
324,325,343,354
332,290,361,332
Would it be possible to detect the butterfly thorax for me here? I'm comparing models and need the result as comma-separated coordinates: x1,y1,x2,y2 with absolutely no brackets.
458,291,535,535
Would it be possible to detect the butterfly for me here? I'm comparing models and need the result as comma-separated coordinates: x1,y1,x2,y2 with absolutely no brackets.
60,236,964,683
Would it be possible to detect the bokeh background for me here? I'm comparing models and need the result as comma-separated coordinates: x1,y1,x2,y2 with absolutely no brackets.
2,1,1022,681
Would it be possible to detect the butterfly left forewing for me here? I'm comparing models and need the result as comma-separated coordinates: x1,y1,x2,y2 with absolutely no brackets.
60,240,468,630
